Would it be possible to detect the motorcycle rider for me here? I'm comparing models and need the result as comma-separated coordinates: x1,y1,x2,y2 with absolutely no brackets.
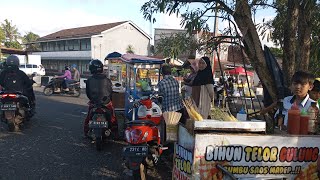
83,59,118,138
0,55,35,110
55,66,72,91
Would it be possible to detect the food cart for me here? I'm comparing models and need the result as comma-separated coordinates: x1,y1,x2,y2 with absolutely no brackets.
105,52,127,111
173,119,320,180
106,53,165,118
105,52,126,92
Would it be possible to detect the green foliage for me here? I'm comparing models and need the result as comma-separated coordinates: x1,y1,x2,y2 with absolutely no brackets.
1,19,22,49
269,47,283,58
4,41,22,49
1,19,20,42
256,0,286,47
0,28,5,44
156,32,197,59
180,68,191,77
23,31,40,51
126,45,135,54
171,67,178,76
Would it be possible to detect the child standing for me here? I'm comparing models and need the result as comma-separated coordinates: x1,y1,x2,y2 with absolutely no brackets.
310,79,320,104
274,71,317,127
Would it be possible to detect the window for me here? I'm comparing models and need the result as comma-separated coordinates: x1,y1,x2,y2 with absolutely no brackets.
33,65,38,68
19,65,25,68
26,64,33,68
80,38,91,50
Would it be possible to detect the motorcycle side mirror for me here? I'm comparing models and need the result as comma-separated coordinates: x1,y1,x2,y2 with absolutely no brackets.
128,95,134,103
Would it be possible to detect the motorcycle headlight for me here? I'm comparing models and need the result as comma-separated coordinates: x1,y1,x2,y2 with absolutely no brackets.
130,129,142,144
125,129,131,142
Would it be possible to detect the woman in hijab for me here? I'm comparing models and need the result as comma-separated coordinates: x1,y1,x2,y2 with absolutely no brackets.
191,56,214,119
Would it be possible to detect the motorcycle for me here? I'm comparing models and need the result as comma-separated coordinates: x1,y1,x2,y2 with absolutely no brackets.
0,91,34,131
43,78,81,97
123,92,166,180
87,102,116,151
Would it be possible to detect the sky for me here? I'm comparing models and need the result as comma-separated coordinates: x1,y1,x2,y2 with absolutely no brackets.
0,0,276,46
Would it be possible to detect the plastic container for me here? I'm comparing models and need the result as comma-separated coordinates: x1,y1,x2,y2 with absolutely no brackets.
236,108,247,121
307,102,319,134
287,103,300,135
300,109,309,135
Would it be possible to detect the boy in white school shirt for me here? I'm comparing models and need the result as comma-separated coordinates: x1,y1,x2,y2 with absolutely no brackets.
274,71,317,127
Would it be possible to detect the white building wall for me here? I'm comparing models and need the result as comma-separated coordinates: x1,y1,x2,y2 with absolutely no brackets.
91,22,150,63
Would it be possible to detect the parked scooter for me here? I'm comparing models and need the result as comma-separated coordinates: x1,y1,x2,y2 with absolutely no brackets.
0,91,34,131
87,101,116,151
123,91,166,179
43,78,81,97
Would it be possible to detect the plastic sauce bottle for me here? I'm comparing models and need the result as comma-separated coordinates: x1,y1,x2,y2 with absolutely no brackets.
300,109,309,135
287,103,300,135
307,102,319,134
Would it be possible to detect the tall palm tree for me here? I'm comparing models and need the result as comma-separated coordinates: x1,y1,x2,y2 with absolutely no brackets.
1,19,20,42
23,32,40,51
1,19,21,49
0,28,5,44
126,45,135,54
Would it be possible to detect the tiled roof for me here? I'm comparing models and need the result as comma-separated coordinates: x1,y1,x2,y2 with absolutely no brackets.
0,46,27,55
38,21,128,41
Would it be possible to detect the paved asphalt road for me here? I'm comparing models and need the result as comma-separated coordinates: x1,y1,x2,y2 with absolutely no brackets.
0,87,171,180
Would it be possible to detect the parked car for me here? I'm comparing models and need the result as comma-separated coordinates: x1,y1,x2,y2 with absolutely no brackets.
19,64,46,76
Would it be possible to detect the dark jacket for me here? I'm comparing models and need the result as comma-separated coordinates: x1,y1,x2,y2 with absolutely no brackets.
86,73,112,104
0,68,33,94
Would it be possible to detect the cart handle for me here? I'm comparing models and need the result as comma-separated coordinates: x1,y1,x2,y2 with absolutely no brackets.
216,164,238,180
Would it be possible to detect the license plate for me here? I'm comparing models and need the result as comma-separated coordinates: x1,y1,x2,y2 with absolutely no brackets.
1,103,17,111
123,146,148,157
89,121,108,128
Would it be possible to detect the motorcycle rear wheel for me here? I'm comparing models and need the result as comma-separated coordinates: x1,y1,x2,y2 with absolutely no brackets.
133,163,147,180
96,137,103,151
73,89,81,97
43,87,54,96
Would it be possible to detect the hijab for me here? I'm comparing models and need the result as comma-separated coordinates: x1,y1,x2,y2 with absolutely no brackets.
192,57,214,86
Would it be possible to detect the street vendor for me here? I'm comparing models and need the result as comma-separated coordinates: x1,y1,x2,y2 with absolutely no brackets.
157,65,186,124
273,71,317,126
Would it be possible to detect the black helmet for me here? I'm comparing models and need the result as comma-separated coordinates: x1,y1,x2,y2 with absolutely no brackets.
89,59,103,74
65,66,70,70
6,55,20,68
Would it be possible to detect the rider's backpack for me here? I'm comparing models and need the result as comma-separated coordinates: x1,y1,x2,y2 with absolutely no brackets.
3,71,24,92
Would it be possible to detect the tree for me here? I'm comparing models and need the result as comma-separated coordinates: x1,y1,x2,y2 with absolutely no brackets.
1,19,21,49
141,0,318,101
0,28,5,44
150,45,155,55
126,45,135,54
156,32,197,60
23,32,40,52
259,0,319,86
